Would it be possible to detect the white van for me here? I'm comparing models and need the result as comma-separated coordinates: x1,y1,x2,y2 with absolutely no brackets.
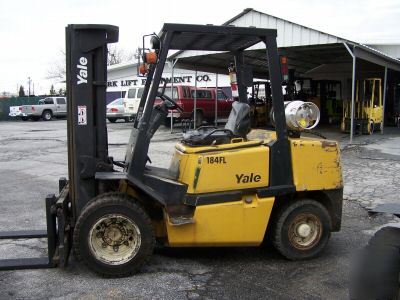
124,87,144,117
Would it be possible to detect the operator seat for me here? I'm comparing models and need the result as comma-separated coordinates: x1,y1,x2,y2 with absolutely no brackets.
182,101,251,146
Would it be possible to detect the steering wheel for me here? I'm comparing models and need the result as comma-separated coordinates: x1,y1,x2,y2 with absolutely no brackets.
156,92,183,112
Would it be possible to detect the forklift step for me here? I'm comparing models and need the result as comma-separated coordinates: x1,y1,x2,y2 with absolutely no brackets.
169,216,195,226
0,257,51,271
0,230,47,240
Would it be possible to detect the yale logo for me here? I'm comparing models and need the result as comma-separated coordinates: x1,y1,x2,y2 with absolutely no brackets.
236,173,261,184
77,57,88,85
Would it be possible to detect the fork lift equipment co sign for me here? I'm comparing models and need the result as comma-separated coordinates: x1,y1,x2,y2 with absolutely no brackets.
78,106,87,125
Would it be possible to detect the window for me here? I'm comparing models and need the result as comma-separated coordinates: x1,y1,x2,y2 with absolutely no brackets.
191,90,212,99
137,88,144,98
158,87,178,100
374,80,380,106
127,88,137,99
217,90,228,100
56,98,66,104
110,98,124,105
43,98,54,105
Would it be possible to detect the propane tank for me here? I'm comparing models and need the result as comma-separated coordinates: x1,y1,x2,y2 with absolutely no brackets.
228,64,239,98
271,100,320,131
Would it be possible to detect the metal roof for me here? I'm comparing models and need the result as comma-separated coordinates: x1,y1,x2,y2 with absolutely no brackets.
170,8,400,74
171,8,348,61
107,9,400,75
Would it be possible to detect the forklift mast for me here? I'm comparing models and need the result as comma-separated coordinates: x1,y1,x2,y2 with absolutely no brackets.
65,25,119,217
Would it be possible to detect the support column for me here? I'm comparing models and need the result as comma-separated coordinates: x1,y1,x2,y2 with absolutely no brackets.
343,43,357,144
215,73,218,127
350,56,356,144
194,69,197,129
382,66,388,134
170,59,177,133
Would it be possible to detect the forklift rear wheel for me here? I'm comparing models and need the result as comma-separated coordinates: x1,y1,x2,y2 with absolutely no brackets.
271,199,331,260
73,193,155,277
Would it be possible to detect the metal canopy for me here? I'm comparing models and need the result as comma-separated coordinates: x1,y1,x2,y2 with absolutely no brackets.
173,43,352,77
160,23,276,52
173,42,400,77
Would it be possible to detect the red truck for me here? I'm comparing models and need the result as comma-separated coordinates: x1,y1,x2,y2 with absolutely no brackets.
155,85,234,127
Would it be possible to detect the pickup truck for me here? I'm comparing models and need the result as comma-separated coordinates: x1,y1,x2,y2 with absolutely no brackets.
124,85,233,127
21,97,67,121
9,106,22,118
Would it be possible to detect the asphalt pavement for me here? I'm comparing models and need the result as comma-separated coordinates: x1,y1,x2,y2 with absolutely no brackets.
0,119,399,299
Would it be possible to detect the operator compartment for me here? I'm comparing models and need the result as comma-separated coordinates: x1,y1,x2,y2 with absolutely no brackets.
171,139,270,194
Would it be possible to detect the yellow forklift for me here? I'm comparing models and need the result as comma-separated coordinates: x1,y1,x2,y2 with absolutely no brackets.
0,23,343,277
341,78,383,134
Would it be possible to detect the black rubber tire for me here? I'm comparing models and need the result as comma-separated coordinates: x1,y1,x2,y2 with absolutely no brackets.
271,199,331,260
73,192,155,277
108,118,117,123
21,116,29,121
350,227,400,300
42,110,52,121
193,110,203,128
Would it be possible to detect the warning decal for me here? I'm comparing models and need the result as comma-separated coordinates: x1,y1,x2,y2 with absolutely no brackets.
78,106,87,125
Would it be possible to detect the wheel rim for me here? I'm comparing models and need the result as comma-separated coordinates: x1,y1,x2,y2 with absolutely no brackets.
88,214,141,265
288,213,322,250
45,113,51,120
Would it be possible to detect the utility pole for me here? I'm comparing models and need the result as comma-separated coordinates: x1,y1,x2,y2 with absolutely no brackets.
28,77,32,97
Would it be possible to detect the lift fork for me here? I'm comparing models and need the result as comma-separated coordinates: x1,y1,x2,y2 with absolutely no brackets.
0,178,71,270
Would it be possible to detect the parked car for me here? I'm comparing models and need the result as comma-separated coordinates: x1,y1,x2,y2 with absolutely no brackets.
21,97,67,121
124,85,233,127
9,106,22,118
106,98,131,123
123,88,143,118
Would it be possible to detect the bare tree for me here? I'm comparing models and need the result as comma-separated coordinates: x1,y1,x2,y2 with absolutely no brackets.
47,49,66,81
47,46,134,82
107,45,135,66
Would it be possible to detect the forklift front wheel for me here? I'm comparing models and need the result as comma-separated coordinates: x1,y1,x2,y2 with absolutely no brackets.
271,199,331,260
73,193,155,277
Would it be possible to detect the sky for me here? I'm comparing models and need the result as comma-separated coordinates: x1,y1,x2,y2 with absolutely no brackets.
0,0,399,95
